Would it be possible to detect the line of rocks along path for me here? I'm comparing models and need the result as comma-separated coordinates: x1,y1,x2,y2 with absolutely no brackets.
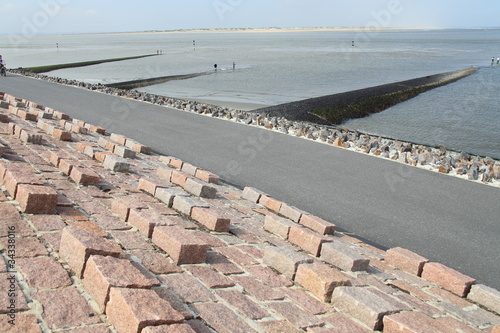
1,74,499,290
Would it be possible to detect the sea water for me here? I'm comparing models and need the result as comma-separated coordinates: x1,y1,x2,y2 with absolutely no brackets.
1,29,499,157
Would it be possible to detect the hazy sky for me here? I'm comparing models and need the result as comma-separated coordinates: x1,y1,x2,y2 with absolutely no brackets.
1,0,498,34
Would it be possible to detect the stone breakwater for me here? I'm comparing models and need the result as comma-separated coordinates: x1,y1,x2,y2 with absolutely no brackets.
1,92,500,332
11,69,500,187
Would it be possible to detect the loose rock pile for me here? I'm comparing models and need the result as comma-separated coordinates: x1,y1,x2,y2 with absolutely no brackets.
11,69,499,186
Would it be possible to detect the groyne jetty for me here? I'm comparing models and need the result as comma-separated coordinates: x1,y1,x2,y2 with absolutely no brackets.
106,72,209,90
8,68,500,186
1,92,499,332
23,54,158,74
253,68,478,125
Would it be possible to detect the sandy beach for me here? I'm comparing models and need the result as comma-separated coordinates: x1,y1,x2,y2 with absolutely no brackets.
64,26,435,37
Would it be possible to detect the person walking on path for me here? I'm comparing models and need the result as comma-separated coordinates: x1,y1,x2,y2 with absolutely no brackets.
0,55,6,77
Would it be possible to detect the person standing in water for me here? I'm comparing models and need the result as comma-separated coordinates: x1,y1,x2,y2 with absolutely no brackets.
214,64,217,71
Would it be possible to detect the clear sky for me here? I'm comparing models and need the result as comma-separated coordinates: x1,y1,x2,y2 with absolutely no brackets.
1,0,498,35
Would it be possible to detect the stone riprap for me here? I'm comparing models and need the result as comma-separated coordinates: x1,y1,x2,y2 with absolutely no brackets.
10,69,500,188
0,92,499,332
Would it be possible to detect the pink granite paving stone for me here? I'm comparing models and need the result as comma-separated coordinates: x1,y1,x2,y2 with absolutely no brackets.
92,213,132,230
70,166,100,186
295,261,351,302
331,286,407,331
320,241,370,272
299,214,335,235
152,226,208,265
284,287,331,315
262,245,314,280
111,196,149,221
215,289,271,320
194,169,219,184
385,247,429,276
83,255,159,312
185,265,234,288
40,231,62,252
15,184,58,214
468,284,500,314
421,262,476,297
245,265,293,288
191,302,258,333
32,287,101,330
322,312,374,333
205,251,244,275
16,256,72,289
159,273,217,303
383,311,450,333
109,230,154,250
230,275,285,301
217,246,259,266
106,287,184,333
56,206,89,221
288,225,331,257
184,178,217,198
131,250,182,274
258,320,302,333
58,226,123,278
128,208,177,238
142,324,196,333
78,200,111,215
66,220,107,237
190,207,231,232
258,194,282,212
263,214,297,239
26,215,66,231
137,176,170,196
153,287,194,320
269,301,324,329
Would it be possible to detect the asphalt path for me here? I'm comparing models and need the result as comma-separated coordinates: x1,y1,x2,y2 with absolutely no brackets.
2,74,499,289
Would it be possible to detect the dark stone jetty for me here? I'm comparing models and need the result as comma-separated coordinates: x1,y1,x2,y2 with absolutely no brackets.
252,67,478,125
106,72,210,90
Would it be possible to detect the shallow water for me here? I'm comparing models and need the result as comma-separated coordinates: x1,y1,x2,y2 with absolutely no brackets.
344,67,500,158
1,29,499,157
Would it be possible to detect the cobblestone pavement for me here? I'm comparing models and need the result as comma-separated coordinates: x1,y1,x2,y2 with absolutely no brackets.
0,92,499,332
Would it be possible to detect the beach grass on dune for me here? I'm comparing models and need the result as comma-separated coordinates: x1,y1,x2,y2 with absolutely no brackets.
25,54,158,73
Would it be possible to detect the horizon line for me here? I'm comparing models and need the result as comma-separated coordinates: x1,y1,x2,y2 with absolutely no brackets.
1,26,500,37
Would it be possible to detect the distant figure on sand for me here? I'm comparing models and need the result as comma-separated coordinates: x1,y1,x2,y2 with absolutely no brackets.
497,57,499,65
233,62,236,70
0,55,6,77
214,64,217,71
493,57,495,65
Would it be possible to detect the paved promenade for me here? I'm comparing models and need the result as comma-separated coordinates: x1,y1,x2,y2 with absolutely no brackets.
1,74,499,292
0,88,499,332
